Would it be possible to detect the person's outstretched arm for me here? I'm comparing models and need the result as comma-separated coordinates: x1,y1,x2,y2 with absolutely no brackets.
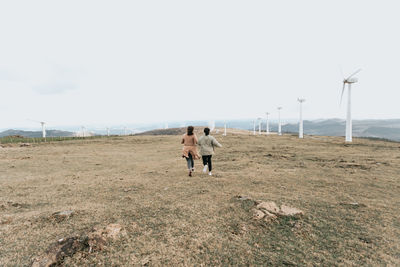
212,137,222,147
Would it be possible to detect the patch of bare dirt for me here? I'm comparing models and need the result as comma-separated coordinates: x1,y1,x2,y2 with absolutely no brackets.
31,223,126,267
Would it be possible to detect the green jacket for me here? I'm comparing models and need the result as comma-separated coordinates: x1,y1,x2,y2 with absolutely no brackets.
198,135,222,156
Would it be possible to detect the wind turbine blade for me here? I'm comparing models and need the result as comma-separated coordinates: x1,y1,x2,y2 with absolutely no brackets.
340,83,346,105
346,68,362,80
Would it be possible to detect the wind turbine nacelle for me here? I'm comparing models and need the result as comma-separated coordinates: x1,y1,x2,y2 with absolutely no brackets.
346,77,358,83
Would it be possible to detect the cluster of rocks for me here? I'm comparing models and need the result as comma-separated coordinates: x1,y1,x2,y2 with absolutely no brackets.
236,195,304,223
31,223,125,267
252,201,303,223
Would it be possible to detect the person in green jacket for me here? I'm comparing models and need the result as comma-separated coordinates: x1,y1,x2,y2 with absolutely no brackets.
197,127,222,176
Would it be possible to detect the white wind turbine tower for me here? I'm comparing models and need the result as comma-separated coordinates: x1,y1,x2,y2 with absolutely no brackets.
208,120,216,132
297,98,306,139
277,107,282,136
106,127,110,137
223,121,227,136
28,119,47,139
40,122,46,139
81,126,86,137
341,69,361,143
253,120,256,135
258,117,262,135
265,112,270,135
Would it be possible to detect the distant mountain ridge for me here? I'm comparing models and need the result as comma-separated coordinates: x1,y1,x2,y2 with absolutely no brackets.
0,129,74,138
281,119,400,141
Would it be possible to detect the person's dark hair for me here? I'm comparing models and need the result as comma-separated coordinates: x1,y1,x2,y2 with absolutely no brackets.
187,126,194,136
204,127,210,136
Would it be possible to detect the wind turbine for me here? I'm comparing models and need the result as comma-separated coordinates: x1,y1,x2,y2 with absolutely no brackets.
223,121,227,136
28,119,47,139
341,69,361,142
298,98,306,138
258,117,262,135
208,120,216,132
81,126,86,137
265,112,270,135
106,127,110,137
253,120,256,135
40,122,46,139
277,107,282,136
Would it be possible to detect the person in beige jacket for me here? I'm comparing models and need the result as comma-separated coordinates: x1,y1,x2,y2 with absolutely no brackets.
181,126,200,177
197,127,222,176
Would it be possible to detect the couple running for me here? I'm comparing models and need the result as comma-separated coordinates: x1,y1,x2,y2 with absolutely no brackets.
181,126,222,177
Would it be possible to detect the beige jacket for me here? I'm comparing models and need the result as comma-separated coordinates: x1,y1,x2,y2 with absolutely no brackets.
198,135,222,156
181,134,200,159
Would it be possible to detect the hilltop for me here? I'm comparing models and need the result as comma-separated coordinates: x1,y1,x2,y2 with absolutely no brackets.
0,129,75,138
0,132,399,265
135,127,187,136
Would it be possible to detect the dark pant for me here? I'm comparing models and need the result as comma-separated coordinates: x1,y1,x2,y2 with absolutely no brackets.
202,155,212,171
186,153,194,170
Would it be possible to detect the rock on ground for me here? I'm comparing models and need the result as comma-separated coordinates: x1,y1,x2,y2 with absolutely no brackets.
263,210,278,222
279,205,304,216
256,201,280,214
252,209,265,220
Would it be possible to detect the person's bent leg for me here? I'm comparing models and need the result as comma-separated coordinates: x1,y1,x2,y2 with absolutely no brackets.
202,156,208,166
189,154,194,171
186,157,192,170
202,156,208,173
186,154,193,176
208,155,212,172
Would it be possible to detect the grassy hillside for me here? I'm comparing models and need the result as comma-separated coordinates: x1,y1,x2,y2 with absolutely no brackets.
0,131,399,265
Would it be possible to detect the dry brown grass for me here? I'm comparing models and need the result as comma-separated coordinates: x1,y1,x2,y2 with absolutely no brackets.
1,130,399,266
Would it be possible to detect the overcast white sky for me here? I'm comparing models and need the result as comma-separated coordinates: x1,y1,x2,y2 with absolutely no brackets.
0,0,399,129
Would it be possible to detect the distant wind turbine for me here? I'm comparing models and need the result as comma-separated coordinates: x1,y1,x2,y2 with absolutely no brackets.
298,98,306,139
28,119,47,139
258,117,262,135
81,126,86,137
265,112,270,135
341,68,361,142
277,107,282,136
253,120,256,135
40,122,46,139
223,121,227,136
208,120,216,132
